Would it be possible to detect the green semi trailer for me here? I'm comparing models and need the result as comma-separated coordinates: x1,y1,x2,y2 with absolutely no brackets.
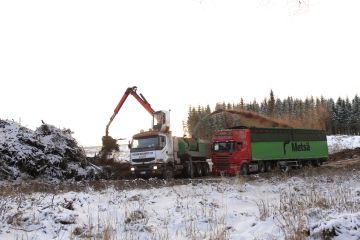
211,126,328,174
129,130,211,178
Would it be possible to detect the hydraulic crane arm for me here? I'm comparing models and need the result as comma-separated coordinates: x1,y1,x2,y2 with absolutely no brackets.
105,86,155,136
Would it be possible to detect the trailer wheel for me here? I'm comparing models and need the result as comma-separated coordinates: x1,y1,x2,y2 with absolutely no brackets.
281,165,290,172
258,162,265,173
300,160,308,167
311,159,320,167
265,161,272,172
241,163,249,175
202,163,210,176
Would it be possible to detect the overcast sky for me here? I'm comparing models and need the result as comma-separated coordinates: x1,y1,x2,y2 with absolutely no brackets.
1,0,359,146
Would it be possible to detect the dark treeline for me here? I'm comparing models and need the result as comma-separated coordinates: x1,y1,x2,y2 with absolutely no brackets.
186,90,360,139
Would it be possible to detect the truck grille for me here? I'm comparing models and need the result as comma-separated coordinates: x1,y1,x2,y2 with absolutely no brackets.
132,158,155,163
213,155,230,168
214,162,229,167
213,155,230,161
135,164,152,171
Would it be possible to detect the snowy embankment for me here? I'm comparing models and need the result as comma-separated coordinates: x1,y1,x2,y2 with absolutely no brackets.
327,135,360,154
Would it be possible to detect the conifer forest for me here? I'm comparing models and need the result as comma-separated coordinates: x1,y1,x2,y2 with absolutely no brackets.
186,90,360,140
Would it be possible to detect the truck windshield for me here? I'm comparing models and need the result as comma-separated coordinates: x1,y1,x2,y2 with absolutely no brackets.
132,137,158,150
131,136,165,151
212,142,235,152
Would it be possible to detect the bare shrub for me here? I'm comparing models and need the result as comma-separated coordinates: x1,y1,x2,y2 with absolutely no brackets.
125,210,147,224
72,226,84,236
275,190,310,239
256,199,277,221
0,197,9,221
276,210,309,240
272,179,360,240
234,174,247,192
102,224,114,240
7,211,24,226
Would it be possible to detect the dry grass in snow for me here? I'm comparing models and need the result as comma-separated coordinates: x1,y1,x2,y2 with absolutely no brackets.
0,170,359,240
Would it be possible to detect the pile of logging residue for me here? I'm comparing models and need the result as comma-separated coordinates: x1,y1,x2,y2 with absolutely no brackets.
0,119,97,180
328,148,360,161
211,109,293,128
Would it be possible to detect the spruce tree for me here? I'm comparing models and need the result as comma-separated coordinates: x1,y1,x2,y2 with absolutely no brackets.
268,89,275,117
352,95,360,134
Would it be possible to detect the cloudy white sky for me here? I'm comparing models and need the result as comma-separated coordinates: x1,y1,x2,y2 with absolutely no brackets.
1,0,359,146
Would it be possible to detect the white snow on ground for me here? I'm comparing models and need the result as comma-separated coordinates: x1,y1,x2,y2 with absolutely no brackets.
0,175,359,239
327,135,360,153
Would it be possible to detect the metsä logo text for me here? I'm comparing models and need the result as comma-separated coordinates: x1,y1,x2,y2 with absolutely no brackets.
291,142,310,152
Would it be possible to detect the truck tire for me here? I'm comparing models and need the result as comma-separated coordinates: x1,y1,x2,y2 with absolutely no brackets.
302,160,312,167
162,167,174,180
311,159,320,167
258,161,265,173
185,162,195,178
281,165,290,172
265,161,272,172
195,163,203,177
241,163,249,175
202,163,210,176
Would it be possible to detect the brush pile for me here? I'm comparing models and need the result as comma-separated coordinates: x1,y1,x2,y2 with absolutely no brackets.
328,148,360,161
0,119,97,180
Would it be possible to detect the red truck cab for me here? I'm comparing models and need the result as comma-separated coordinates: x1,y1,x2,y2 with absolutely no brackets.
211,128,251,175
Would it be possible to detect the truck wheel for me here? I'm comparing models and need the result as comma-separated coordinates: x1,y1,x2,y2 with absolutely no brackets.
301,160,311,167
258,162,265,173
186,163,195,178
265,161,272,172
195,163,203,177
163,167,174,180
241,163,249,175
281,165,290,172
311,159,320,167
202,163,210,176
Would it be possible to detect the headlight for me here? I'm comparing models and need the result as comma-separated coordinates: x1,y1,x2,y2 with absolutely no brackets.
153,166,158,170
130,167,135,171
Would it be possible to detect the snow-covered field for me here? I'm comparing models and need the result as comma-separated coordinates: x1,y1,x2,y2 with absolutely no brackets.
1,174,360,240
0,136,359,240
327,135,360,153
